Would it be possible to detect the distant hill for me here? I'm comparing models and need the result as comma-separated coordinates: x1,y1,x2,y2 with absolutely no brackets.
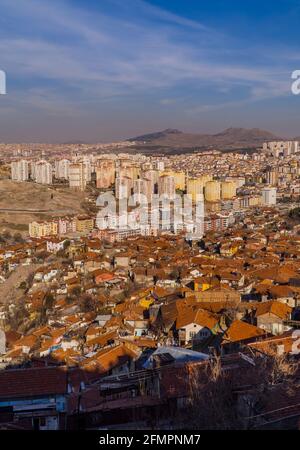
130,128,183,142
128,127,283,150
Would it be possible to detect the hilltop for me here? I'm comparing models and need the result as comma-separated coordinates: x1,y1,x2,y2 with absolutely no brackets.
128,127,283,152
0,180,87,235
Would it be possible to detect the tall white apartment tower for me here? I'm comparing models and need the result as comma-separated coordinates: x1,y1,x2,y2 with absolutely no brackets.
11,160,29,182
82,158,92,182
35,161,53,184
262,187,277,206
69,163,87,191
158,174,175,199
55,159,70,179
115,176,133,199
194,193,205,238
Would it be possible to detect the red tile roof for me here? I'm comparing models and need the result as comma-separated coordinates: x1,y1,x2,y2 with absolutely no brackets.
222,320,266,344
255,300,292,319
0,367,68,399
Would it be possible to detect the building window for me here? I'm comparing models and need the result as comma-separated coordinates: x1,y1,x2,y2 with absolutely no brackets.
39,418,46,427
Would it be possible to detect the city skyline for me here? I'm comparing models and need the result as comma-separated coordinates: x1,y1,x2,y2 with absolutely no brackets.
1,0,300,142
0,1,300,435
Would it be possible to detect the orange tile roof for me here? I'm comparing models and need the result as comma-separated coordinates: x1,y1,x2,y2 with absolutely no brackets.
269,285,294,298
255,301,292,320
248,331,296,356
176,305,219,330
222,320,266,344
80,344,137,374
14,334,38,349
87,331,117,347
32,326,51,337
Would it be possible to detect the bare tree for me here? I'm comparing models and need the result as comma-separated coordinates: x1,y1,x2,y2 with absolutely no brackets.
174,356,243,430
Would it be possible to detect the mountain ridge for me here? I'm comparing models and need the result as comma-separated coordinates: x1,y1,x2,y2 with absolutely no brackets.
128,127,285,150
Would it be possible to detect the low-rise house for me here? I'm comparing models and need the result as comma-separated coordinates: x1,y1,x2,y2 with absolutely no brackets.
114,252,131,268
96,314,112,327
13,334,38,355
268,285,296,307
248,330,296,356
255,301,292,335
176,305,220,346
86,331,118,350
0,367,68,430
221,319,267,353
61,337,80,352
218,271,245,288
75,216,94,234
86,240,102,254
131,320,149,337
80,343,138,376
43,268,59,283
85,325,102,342
220,242,240,257
94,271,115,285
39,338,62,358
187,287,241,306
46,238,68,254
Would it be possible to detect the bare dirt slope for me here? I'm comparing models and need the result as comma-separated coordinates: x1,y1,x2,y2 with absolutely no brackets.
0,180,87,234
0,264,39,304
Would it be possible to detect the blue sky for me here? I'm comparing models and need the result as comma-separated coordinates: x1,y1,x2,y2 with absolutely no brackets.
0,0,300,142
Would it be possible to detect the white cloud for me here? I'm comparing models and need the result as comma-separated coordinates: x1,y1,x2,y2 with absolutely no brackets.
0,0,294,114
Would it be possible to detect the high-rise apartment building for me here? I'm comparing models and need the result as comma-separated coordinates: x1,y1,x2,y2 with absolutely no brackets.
221,181,236,199
69,163,87,191
35,161,53,185
263,141,299,157
96,159,115,189
55,159,70,179
266,170,279,186
262,187,277,206
186,178,204,202
143,169,159,195
133,178,152,202
158,174,175,199
11,160,29,182
205,181,221,202
115,176,133,199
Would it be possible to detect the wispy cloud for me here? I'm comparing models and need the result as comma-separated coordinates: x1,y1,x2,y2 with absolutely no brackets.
0,0,296,140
